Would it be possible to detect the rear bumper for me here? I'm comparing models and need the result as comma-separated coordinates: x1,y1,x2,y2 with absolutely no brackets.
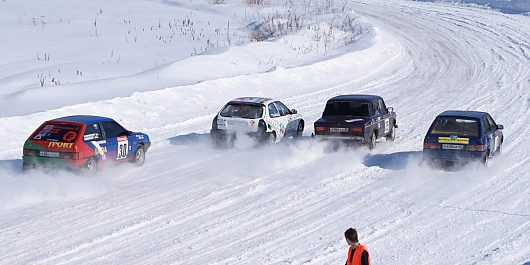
211,129,262,141
22,155,89,170
423,149,486,161
312,134,367,142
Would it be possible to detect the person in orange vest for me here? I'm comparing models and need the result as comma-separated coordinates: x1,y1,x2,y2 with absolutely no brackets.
344,228,370,265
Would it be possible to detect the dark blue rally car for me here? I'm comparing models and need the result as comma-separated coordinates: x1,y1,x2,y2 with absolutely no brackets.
423,110,503,165
313,95,397,149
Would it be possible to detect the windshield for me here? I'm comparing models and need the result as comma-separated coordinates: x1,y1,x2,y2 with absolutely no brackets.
220,103,263,119
430,117,479,137
31,123,82,143
323,101,370,117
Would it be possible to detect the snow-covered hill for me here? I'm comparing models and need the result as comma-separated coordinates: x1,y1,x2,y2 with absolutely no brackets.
0,0,529,264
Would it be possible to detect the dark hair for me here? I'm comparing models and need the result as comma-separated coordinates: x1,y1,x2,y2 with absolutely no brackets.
344,228,358,243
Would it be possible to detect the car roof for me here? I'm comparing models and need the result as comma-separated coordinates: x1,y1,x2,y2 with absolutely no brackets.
229,97,274,105
437,110,488,119
327,94,382,102
50,115,114,124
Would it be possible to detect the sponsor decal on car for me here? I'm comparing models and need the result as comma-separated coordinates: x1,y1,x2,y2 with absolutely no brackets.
91,140,107,160
438,136,469,144
47,142,75,149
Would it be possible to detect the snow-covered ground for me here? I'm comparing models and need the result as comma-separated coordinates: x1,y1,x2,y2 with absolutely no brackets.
419,0,530,14
0,0,529,264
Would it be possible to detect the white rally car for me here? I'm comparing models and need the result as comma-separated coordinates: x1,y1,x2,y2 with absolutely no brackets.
211,97,304,146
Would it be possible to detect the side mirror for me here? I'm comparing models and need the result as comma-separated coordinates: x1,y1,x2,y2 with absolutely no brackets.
497,124,504,130
291,109,298,114
387,107,394,113
120,130,132,137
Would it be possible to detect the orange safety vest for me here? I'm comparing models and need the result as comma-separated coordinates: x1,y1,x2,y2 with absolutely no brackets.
346,244,370,265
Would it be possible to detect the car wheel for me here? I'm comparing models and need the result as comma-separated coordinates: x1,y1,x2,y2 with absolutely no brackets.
368,132,377,150
133,145,145,167
294,121,304,138
386,125,395,141
269,131,277,144
86,157,97,175
482,150,490,166
21,163,33,172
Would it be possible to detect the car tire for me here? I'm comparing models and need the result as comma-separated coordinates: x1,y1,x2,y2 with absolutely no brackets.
21,163,33,172
133,145,145,167
386,125,395,141
482,150,490,166
86,157,98,175
269,131,277,144
368,132,377,150
294,121,304,138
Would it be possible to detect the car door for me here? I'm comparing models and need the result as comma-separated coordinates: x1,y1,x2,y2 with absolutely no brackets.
371,100,384,138
83,122,109,160
274,101,297,136
267,103,285,138
101,121,131,161
481,116,496,154
378,99,393,136
486,114,502,153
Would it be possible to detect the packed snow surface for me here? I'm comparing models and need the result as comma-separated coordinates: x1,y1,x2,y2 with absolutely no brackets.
0,0,529,264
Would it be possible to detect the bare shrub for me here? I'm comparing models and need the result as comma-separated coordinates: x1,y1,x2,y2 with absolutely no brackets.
245,0,264,6
249,0,362,47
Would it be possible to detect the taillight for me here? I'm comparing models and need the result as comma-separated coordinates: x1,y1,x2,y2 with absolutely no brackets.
467,145,486,152
315,126,327,133
60,152,80,159
351,127,363,134
423,142,440,149
23,149,37,156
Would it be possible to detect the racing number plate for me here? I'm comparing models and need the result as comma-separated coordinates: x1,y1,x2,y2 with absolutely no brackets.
117,136,129,160
39,151,60,158
442,144,463,150
329,127,349,133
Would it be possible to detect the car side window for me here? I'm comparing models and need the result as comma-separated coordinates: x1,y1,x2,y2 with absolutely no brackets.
101,121,127,139
84,123,102,141
372,101,380,116
486,115,497,130
268,103,280,118
482,117,493,133
379,99,388,114
274,101,291,116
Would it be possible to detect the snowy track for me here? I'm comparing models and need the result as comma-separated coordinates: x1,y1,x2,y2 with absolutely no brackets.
0,1,529,264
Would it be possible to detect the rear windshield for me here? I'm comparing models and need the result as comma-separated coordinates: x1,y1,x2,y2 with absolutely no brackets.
323,101,370,117
430,117,479,137
220,103,263,119
31,123,82,143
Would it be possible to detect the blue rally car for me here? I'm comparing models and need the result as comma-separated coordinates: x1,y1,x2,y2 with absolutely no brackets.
423,110,503,165
23,115,151,174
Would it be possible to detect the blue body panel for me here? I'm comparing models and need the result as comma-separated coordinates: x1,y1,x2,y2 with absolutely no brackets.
423,111,502,162
55,115,150,162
